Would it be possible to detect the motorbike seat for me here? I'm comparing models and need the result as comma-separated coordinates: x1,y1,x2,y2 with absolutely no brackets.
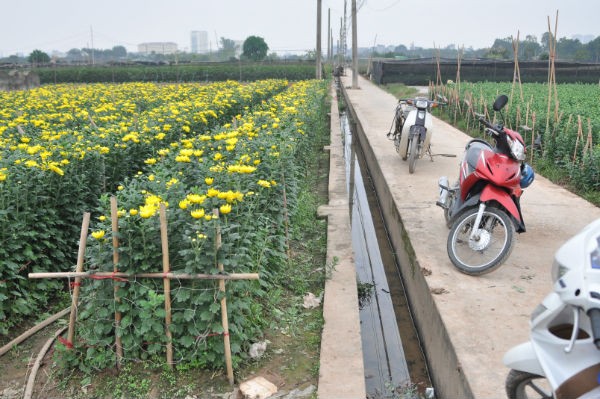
465,139,493,172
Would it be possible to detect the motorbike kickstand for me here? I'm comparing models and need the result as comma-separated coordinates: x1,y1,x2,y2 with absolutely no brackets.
426,145,434,162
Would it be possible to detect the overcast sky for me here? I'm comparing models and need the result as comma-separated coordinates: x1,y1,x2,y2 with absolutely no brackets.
1,0,598,56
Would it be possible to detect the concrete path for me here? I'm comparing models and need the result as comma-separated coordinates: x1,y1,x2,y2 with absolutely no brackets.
333,74,600,398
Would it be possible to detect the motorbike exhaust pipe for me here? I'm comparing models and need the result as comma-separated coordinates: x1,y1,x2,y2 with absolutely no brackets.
436,176,450,209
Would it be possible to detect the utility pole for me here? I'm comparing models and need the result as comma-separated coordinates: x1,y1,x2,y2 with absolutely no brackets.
327,8,331,63
352,0,358,88
90,25,95,65
316,0,322,79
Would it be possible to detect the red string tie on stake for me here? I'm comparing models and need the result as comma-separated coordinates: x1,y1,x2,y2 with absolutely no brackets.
58,336,74,349
70,282,82,288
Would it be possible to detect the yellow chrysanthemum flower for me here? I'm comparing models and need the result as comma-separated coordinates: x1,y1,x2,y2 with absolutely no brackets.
219,204,232,215
191,208,205,219
139,205,156,219
91,230,105,240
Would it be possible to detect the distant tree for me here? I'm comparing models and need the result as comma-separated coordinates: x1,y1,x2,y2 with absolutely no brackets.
242,36,269,61
394,44,408,54
28,49,50,66
574,47,590,61
66,48,83,62
219,37,237,59
540,32,555,53
112,45,127,59
521,35,541,60
556,37,583,60
586,36,600,62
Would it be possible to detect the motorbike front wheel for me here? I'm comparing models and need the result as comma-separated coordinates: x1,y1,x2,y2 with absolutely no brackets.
447,206,515,275
505,369,552,399
408,136,420,174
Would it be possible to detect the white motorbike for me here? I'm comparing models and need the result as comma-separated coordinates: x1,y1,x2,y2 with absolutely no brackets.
503,218,600,398
386,97,444,174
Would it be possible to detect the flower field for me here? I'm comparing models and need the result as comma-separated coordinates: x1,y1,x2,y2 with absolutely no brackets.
0,77,329,374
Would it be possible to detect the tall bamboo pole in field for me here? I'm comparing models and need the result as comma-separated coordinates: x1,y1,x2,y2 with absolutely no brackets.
110,197,123,368
546,11,559,136
159,204,173,368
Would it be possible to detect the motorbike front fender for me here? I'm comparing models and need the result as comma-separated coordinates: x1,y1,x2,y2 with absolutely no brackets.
398,111,432,159
503,341,545,377
480,185,524,229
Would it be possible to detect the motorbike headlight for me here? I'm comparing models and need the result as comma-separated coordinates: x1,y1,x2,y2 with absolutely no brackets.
507,136,526,161
415,99,429,109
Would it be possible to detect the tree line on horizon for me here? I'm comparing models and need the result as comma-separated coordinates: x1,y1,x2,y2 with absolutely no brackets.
0,36,275,66
371,32,600,63
3,32,600,67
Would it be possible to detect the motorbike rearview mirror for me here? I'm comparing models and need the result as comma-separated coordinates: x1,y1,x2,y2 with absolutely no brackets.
493,95,509,112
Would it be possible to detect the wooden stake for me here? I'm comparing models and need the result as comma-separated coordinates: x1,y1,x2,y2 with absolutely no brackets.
546,11,559,135
66,212,91,349
160,204,173,368
584,118,593,157
282,173,290,257
110,196,123,368
530,113,537,163
214,209,234,385
573,115,583,164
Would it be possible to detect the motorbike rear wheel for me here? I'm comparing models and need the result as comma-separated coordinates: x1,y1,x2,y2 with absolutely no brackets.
505,369,552,399
447,206,515,275
408,136,419,174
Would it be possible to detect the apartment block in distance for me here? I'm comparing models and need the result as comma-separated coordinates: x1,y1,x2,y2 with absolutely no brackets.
191,31,209,54
137,42,178,55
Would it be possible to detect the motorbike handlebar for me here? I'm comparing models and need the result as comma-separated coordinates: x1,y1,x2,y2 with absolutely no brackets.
475,113,503,135
398,98,446,108
588,308,600,350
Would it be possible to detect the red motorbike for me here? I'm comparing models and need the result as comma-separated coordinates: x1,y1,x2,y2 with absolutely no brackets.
436,94,535,275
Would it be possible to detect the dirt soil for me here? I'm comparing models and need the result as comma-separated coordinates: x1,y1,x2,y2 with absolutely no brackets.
0,314,320,399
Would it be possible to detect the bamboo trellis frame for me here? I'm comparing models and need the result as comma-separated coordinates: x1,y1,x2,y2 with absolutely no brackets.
29,198,258,385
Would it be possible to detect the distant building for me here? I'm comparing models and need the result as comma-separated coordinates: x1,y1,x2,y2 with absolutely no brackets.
191,31,209,54
137,42,178,55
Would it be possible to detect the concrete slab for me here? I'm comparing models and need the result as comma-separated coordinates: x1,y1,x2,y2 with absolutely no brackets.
317,84,366,399
338,74,600,398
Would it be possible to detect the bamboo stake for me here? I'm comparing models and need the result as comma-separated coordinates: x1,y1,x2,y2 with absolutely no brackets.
583,118,593,157
214,209,234,385
573,115,583,164
159,204,173,368
66,212,90,349
530,113,537,164
110,196,123,368
282,172,290,257
546,11,559,135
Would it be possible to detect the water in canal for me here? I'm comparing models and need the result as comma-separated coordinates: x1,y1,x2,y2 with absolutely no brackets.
340,112,433,398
